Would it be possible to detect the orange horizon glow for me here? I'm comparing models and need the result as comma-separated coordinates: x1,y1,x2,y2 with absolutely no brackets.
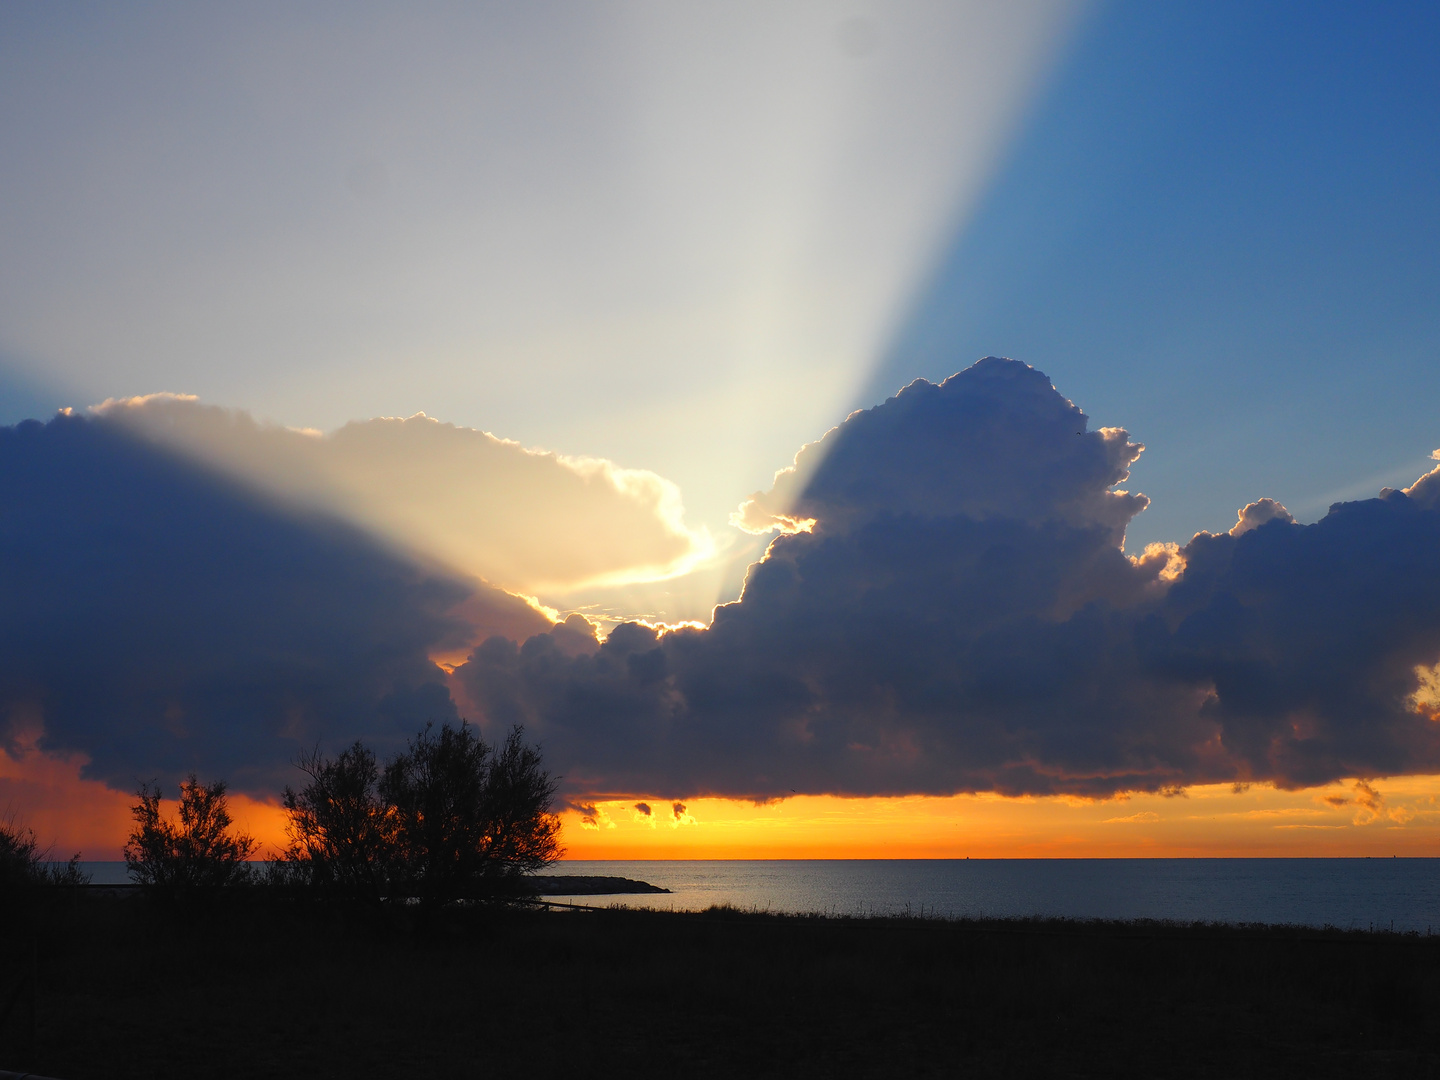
6,743,1440,861
555,778,1440,859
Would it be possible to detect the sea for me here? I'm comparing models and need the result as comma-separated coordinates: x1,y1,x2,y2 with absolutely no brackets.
77,858,1440,931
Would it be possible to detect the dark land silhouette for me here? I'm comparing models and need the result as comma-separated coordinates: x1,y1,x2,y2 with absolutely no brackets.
2,885,1438,1079
4,730,1438,1076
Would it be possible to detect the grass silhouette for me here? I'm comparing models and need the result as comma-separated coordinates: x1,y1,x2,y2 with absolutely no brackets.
2,888,1438,1078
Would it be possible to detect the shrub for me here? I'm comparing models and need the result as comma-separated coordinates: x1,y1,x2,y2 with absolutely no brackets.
0,812,89,896
0,814,45,893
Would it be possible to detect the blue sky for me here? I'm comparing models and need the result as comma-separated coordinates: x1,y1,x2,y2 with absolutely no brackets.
874,0,1440,548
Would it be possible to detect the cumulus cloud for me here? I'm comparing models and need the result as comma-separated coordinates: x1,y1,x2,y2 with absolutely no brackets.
1348,781,1413,826
9,357,1440,810
576,803,614,830
0,412,549,795
97,394,711,594
1400,450,1440,510
460,357,1440,801
1228,498,1295,536
733,357,1146,547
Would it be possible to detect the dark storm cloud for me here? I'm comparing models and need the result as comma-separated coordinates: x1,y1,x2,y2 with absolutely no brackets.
8,359,1440,805
1157,487,1440,788
460,358,1440,800
0,412,548,794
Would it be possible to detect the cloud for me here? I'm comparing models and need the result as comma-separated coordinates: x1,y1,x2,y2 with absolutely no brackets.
9,356,1440,812
0,412,550,795
1228,498,1295,537
1401,453,1440,510
459,357,1440,801
1348,780,1414,826
733,357,1147,548
575,803,614,830
96,394,711,595
1103,811,1159,824
1351,780,1386,821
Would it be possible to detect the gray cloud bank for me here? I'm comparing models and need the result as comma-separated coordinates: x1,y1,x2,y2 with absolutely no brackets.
5,357,1440,802
462,358,1440,799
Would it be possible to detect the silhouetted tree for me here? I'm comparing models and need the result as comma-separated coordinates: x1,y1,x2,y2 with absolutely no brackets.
379,723,561,905
273,724,562,906
278,741,395,902
125,775,256,892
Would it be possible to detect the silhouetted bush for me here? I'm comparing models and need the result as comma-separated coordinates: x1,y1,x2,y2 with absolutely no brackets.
125,774,256,893
1,814,46,894
281,723,561,905
0,812,89,898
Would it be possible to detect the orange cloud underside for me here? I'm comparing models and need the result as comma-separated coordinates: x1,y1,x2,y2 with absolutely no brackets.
7,746,1440,860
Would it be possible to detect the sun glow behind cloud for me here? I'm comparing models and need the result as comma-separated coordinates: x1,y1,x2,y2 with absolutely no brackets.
557,781,1440,860
95,393,714,597
0,1,1087,564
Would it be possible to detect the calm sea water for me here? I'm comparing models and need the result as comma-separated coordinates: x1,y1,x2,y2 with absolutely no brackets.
76,859,1440,931
538,859,1440,931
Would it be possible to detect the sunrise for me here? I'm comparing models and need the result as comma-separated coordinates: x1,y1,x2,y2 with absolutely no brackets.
3,2,1439,1076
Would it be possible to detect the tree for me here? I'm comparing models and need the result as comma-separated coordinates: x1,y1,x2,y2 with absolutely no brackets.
125,775,256,891
278,741,395,902
275,723,563,906
379,723,561,905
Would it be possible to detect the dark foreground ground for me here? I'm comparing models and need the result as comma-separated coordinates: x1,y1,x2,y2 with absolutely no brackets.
2,890,1438,1079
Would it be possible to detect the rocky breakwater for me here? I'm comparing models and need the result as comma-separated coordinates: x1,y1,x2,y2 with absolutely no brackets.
521,875,671,896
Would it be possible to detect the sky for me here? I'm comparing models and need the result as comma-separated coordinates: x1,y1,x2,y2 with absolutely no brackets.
2,1,1439,860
